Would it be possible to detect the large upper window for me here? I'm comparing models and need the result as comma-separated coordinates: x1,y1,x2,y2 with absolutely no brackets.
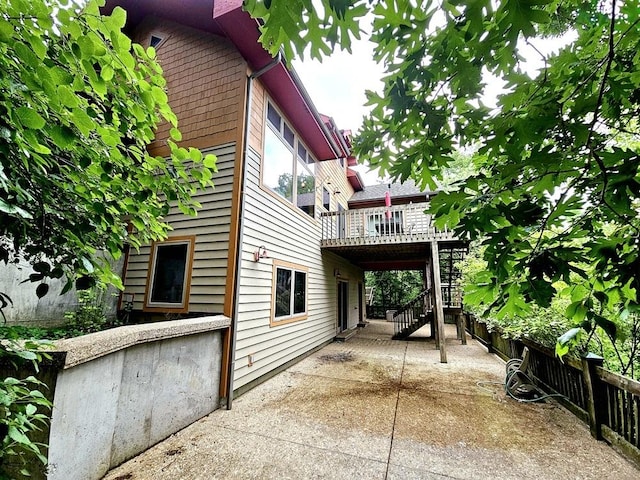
263,102,316,218
271,260,308,326
145,236,195,312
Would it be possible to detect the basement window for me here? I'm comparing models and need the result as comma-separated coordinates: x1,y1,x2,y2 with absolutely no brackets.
145,236,195,312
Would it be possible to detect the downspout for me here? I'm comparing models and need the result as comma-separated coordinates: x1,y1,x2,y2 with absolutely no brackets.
226,51,282,410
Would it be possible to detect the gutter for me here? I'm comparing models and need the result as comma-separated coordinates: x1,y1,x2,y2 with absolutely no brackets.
288,67,345,160
226,51,283,410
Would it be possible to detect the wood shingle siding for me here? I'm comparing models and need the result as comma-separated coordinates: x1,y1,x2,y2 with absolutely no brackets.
132,17,247,157
122,144,236,314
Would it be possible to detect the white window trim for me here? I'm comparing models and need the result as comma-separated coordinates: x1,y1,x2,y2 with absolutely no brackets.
270,260,309,326
262,100,318,217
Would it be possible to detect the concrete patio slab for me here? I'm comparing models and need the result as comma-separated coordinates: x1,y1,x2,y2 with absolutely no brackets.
103,320,640,480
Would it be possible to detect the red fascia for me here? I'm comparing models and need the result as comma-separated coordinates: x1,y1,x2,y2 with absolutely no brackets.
346,168,365,192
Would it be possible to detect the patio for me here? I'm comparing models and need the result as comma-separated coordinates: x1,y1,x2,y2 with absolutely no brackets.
103,321,639,479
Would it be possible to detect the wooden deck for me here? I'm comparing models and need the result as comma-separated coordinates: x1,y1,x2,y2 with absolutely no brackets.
320,202,458,248
320,203,466,270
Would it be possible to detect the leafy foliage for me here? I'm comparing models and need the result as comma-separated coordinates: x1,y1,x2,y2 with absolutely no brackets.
461,244,640,379
246,0,640,345
365,270,423,308
0,0,217,300
61,285,121,337
0,334,52,477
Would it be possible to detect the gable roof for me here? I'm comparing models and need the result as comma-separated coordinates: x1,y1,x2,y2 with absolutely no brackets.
102,0,350,161
348,179,436,208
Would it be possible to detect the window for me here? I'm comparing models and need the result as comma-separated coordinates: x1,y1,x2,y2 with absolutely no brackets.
263,102,316,218
271,261,308,326
366,211,404,236
145,236,195,311
322,186,331,211
149,34,165,49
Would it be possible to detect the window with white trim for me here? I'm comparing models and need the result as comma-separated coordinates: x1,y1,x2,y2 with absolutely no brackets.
263,102,316,217
148,33,166,50
145,237,194,311
271,261,308,325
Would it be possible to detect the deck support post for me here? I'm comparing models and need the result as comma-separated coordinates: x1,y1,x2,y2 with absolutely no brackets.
582,353,605,440
430,241,447,363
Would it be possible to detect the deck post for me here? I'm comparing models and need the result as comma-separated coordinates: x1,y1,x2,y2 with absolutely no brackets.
582,353,605,440
430,240,447,363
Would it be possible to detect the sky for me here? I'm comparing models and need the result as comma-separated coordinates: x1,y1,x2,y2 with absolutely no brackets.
292,37,385,185
292,28,576,187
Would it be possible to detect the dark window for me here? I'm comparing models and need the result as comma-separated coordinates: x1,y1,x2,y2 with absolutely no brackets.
275,268,292,317
267,103,281,129
294,271,306,314
323,187,331,211
150,243,188,304
273,264,307,322
283,123,295,147
150,35,163,48
298,143,308,162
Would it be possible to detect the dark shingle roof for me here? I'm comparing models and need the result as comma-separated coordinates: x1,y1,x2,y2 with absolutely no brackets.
349,179,432,205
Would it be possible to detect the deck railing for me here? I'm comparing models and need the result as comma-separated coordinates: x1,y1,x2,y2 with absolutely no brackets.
320,203,457,246
466,314,640,467
392,289,431,337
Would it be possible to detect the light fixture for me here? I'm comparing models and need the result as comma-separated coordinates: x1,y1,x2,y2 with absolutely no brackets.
254,245,269,262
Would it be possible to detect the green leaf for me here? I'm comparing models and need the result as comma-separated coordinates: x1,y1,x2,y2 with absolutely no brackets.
0,198,33,219
36,283,49,299
57,85,80,108
8,426,31,445
203,154,217,169
0,19,15,41
169,127,182,141
16,107,46,130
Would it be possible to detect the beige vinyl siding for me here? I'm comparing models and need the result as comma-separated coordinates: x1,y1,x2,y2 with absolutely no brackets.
233,146,363,390
122,143,236,314
316,159,355,211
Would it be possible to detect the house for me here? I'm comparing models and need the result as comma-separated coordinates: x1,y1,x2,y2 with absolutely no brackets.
97,0,370,405
101,0,467,401
0,3,471,477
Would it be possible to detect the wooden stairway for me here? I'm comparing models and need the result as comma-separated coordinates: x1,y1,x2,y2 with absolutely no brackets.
392,312,433,339
391,289,433,340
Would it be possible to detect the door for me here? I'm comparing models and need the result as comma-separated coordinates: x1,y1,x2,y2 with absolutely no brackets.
337,280,349,332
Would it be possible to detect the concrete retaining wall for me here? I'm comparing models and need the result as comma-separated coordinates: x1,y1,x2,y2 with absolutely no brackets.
43,316,230,480
0,257,123,327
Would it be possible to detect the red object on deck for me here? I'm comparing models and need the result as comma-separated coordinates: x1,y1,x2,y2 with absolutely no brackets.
385,191,392,219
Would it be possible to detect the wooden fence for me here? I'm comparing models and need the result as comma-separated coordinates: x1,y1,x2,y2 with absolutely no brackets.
466,314,640,467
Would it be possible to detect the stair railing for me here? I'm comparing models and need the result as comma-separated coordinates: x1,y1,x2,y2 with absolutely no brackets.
392,289,431,336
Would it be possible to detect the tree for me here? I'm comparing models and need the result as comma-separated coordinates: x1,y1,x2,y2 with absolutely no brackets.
0,0,216,304
1,1,217,474
274,172,315,198
245,0,640,345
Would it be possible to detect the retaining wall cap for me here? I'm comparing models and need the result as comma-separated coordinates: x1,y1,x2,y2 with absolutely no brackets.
53,315,231,368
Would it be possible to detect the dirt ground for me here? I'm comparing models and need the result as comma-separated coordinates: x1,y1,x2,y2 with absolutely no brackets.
103,321,640,480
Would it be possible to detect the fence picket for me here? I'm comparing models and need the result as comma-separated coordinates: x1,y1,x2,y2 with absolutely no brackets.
466,315,640,466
